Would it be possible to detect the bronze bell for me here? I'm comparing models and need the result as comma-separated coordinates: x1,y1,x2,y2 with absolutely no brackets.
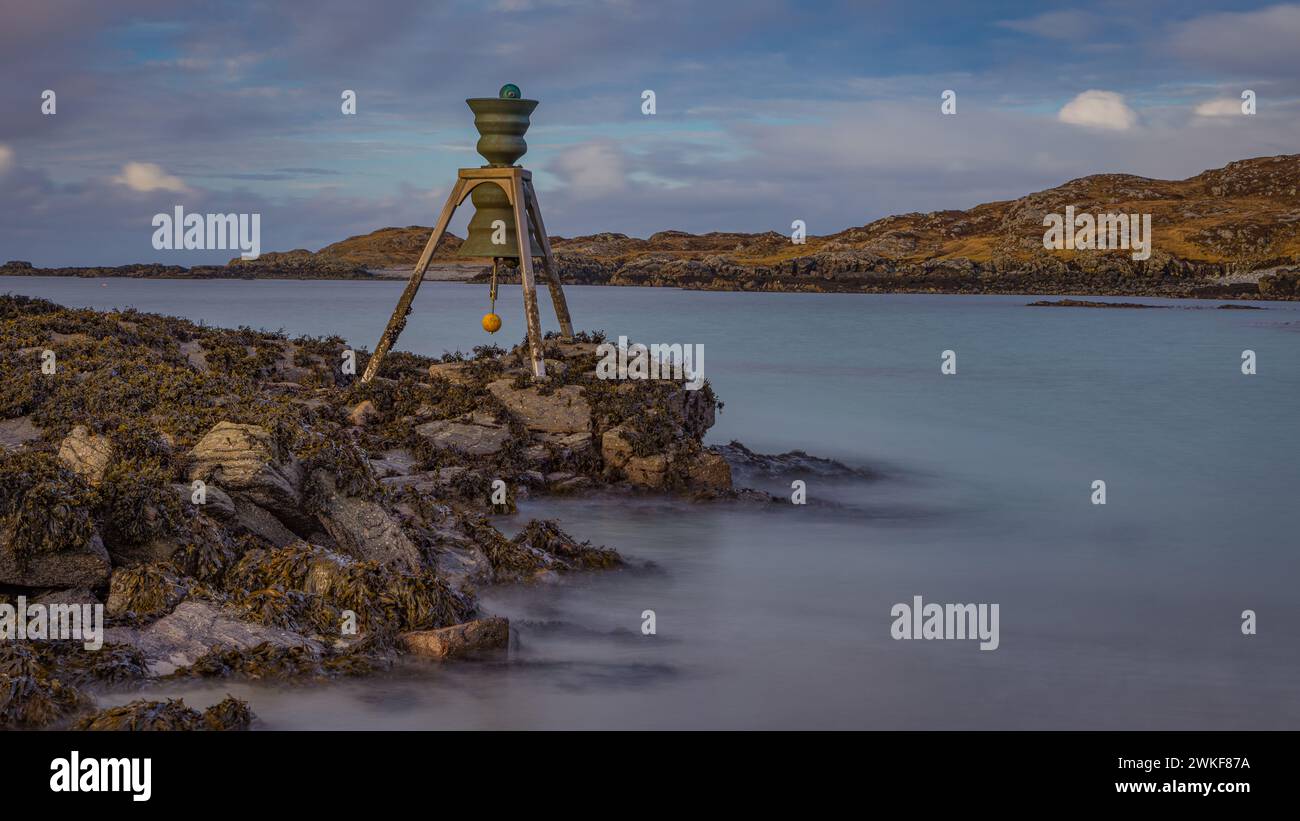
456,89,544,259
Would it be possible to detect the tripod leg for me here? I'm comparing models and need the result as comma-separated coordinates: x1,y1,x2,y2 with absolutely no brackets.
524,179,575,340
361,178,466,384
511,176,547,379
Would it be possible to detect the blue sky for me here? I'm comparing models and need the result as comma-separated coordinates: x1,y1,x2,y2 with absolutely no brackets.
1,0,1297,265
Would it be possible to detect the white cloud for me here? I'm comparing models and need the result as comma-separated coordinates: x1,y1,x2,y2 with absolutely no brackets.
111,161,189,193
1194,98,1245,118
1057,90,1138,131
0,144,13,174
550,141,627,199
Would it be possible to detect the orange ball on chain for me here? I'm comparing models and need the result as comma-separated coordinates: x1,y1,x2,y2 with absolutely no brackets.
481,312,502,334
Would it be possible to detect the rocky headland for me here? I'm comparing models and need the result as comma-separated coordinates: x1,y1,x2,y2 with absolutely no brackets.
0,294,747,729
5,154,1300,300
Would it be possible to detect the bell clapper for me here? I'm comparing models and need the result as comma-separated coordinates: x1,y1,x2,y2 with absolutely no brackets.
482,257,502,334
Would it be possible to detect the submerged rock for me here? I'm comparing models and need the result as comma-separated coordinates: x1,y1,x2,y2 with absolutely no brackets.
715,440,873,480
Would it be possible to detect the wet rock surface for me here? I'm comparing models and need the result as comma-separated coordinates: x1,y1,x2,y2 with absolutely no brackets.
399,616,509,660
103,601,326,677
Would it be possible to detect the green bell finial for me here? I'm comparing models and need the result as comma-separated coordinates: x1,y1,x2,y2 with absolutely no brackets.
499,83,521,99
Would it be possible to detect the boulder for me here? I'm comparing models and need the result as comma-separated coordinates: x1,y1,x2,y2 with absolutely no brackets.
103,600,324,677
399,616,509,660
230,496,300,548
686,450,732,490
624,454,668,489
487,379,591,434
545,430,594,454
170,481,236,520
368,448,418,478
552,476,592,493
414,419,511,456
601,426,634,468
188,422,304,519
671,387,717,438
31,588,99,607
522,444,550,468
348,400,379,426
311,470,423,572
57,425,113,487
0,531,112,589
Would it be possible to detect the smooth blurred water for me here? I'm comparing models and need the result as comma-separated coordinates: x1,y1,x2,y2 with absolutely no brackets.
5,276,1298,729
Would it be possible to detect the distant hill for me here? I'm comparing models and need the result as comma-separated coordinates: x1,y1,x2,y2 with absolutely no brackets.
6,154,1299,298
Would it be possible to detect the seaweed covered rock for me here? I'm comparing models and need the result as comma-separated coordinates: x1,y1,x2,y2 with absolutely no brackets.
103,600,325,676
0,641,150,729
347,400,379,426
0,531,112,589
200,694,255,730
0,449,108,587
172,642,374,680
105,563,191,620
0,296,715,718
399,616,509,660
75,695,253,731
462,517,621,582
0,671,86,729
219,541,472,641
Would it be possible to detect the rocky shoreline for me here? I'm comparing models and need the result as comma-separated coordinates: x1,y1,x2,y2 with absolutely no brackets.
4,257,1297,301
7,154,1299,300
0,295,759,730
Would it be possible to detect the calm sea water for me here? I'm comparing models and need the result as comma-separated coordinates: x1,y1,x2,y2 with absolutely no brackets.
5,275,1298,729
